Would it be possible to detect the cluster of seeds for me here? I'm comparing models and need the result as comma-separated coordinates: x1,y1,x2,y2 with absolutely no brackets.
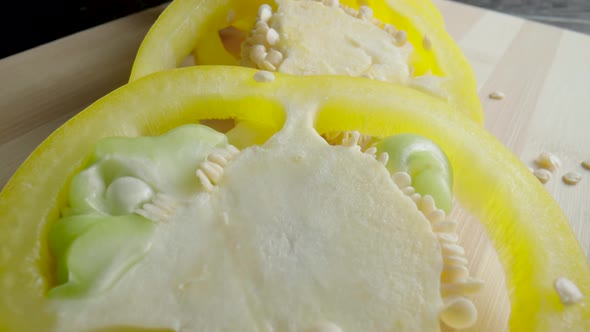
324,130,374,151
531,152,585,186
339,130,389,165
336,130,481,329
532,152,560,184
305,0,407,44
336,1,408,47
240,4,284,71
405,185,481,328
196,145,240,191
240,1,411,72
135,193,180,223
392,171,482,329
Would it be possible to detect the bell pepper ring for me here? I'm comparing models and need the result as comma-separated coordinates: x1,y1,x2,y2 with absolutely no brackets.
0,67,588,331
130,0,484,124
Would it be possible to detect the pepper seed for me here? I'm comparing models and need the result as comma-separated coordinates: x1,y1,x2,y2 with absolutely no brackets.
562,172,582,185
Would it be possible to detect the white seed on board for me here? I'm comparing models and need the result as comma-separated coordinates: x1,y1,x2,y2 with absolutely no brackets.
562,172,582,185
253,70,275,83
392,172,412,188
533,168,552,184
535,152,561,172
554,277,583,305
488,91,505,100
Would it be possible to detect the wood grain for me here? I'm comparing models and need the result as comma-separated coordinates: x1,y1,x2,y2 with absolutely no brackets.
451,0,590,34
1,1,590,332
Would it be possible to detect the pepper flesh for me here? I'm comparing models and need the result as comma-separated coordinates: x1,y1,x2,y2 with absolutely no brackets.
0,67,588,331
129,0,483,124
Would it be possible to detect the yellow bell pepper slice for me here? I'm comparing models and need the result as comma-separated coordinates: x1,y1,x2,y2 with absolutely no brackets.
0,67,588,331
340,0,483,124
130,0,483,124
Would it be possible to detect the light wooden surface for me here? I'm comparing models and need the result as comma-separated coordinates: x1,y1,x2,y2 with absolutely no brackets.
451,0,590,34
1,1,589,331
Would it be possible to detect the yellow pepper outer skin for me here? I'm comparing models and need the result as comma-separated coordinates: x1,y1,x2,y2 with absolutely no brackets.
0,67,588,331
130,0,484,124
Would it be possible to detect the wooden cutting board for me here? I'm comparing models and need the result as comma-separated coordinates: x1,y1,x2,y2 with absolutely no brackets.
1,1,589,331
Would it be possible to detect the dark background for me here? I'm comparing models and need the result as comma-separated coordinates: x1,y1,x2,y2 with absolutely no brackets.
1,0,589,59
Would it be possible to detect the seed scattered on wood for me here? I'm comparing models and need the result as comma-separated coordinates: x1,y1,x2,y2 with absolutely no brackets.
488,91,505,100
535,152,561,172
581,160,590,170
562,172,582,185
533,168,552,184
